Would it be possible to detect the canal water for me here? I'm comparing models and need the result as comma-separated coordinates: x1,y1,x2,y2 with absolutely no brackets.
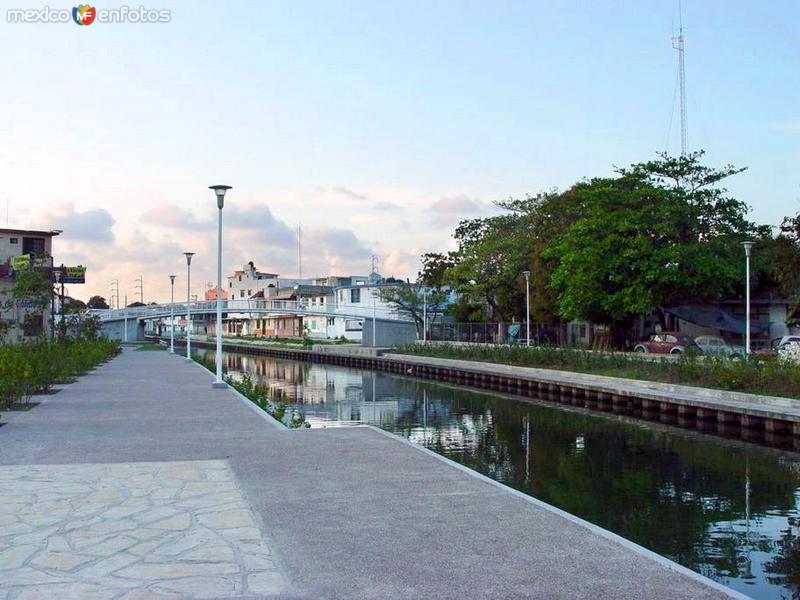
204,349,800,599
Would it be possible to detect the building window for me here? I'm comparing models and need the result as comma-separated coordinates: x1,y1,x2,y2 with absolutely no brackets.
22,237,45,255
9,237,18,244
247,290,252,296
240,290,244,298
350,288,361,303
229,282,232,288
327,318,335,326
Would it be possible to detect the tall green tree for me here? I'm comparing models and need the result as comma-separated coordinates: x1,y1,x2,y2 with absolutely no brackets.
545,152,759,329
87,295,109,309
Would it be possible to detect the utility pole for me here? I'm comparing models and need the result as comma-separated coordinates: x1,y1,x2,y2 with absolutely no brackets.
298,224,302,279
135,275,143,304
672,0,687,155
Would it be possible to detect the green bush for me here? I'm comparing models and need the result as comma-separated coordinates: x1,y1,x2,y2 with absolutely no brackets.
399,343,800,399
0,338,121,409
191,355,309,428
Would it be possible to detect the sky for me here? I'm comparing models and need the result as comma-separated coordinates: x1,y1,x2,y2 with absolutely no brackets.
0,0,798,303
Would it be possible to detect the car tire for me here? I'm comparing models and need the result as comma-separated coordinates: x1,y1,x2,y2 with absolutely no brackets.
670,348,683,354
633,346,647,353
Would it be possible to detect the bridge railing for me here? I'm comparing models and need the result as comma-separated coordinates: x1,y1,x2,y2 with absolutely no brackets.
91,299,411,322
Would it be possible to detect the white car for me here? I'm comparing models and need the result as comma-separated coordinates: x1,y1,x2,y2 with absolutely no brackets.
773,335,800,353
694,336,745,357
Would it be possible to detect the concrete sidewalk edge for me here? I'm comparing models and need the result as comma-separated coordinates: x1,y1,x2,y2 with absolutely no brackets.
361,424,751,600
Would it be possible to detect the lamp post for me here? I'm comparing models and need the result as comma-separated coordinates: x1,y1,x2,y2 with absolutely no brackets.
422,287,428,342
184,252,195,361
123,295,128,342
522,270,531,348
742,241,754,355
210,185,232,389
169,275,176,353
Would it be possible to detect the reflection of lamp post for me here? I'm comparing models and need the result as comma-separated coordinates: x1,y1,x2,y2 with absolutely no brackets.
742,241,754,355
184,252,195,361
522,270,531,348
169,275,176,354
209,184,232,389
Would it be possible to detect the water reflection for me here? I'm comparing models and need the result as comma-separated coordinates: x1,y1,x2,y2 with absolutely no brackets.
204,350,800,600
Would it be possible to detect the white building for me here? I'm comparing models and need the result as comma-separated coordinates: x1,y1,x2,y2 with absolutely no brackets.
0,228,61,343
227,261,313,300
329,277,406,342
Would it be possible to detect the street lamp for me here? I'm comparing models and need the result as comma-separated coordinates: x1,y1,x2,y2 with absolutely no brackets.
184,252,195,361
210,184,232,389
522,270,531,348
169,275,176,354
422,287,428,343
742,241,754,355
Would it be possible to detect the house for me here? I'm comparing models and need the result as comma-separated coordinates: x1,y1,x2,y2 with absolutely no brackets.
329,275,405,342
204,286,228,301
0,228,61,343
239,285,334,339
226,261,313,300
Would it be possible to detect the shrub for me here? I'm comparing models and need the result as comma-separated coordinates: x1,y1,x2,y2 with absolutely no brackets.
399,343,800,399
0,338,121,410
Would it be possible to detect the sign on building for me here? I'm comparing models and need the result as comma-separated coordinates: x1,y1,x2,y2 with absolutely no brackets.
62,265,87,284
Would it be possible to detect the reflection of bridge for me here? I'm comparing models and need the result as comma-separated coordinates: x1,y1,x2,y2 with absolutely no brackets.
92,299,414,343
92,299,410,323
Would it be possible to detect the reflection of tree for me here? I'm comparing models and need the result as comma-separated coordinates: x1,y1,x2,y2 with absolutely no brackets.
764,517,800,597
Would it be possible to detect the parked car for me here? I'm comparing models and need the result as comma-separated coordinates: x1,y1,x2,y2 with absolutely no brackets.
633,332,700,354
772,335,800,353
694,335,745,357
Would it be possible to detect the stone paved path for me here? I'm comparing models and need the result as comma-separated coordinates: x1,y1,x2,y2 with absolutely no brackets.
0,460,284,599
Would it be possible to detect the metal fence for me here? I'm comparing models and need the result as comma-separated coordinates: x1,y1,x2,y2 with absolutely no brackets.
427,322,566,346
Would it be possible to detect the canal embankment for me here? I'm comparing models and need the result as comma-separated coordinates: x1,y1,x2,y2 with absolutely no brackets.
165,336,800,449
0,347,742,599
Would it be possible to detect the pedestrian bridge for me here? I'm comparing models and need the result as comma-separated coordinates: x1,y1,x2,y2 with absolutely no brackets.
91,298,410,324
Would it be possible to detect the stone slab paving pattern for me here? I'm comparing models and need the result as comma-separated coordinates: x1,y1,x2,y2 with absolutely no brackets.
0,460,285,599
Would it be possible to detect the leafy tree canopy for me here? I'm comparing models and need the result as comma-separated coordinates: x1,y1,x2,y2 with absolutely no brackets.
87,295,109,309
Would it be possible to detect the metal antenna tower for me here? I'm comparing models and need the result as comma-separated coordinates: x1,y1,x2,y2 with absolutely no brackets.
672,0,687,155
298,224,302,279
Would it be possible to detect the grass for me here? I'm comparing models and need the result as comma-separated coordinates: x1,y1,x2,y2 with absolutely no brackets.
135,343,166,351
191,353,309,428
397,343,800,400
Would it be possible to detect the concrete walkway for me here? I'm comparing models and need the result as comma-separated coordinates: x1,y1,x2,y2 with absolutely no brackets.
0,348,745,599
387,352,800,423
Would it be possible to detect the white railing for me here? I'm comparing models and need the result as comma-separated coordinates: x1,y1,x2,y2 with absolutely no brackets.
91,299,410,323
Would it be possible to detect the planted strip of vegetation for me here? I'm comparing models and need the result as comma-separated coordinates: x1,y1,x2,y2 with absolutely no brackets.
191,354,310,428
0,339,121,410
398,343,800,399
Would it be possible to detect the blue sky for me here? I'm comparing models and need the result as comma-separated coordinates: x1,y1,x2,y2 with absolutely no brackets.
0,0,797,300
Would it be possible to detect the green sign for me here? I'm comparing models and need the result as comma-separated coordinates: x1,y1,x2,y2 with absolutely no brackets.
10,255,30,271
62,265,86,284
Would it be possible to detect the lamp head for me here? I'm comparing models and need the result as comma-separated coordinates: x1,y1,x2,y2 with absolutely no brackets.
184,252,195,266
522,270,531,278
209,185,232,209
169,275,176,284
742,241,754,257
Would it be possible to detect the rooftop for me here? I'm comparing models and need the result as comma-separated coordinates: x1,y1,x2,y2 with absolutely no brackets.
0,228,62,237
